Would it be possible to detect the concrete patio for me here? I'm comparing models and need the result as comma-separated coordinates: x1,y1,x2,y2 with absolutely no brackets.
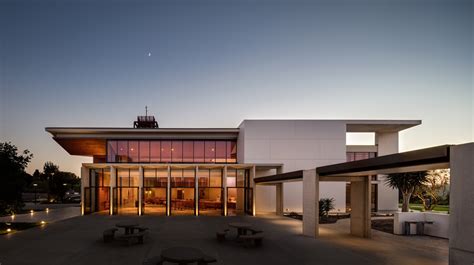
0,213,448,265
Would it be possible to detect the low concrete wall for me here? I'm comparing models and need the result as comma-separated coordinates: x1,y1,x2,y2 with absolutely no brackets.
394,212,449,238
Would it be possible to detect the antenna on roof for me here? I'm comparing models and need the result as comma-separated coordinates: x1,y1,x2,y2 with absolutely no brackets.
134,107,158,128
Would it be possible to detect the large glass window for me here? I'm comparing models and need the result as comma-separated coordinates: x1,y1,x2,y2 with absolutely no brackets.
215,141,226,163
172,141,183,163
194,141,204,163
106,140,237,163
117,141,128,162
205,141,215,163
183,141,193,163
227,141,237,163
139,141,150,162
107,141,117,162
129,141,139,162
150,141,161,162
161,141,172,162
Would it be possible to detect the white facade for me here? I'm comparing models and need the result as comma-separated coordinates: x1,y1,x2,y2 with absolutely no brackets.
238,120,417,214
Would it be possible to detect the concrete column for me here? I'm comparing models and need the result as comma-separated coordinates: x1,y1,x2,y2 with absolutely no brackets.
223,166,228,216
302,169,319,237
449,143,474,264
251,166,256,216
109,166,116,215
195,166,199,216
80,165,89,216
138,166,143,216
166,166,171,216
276,183,284,215
375,132,399,211
350,176,371,238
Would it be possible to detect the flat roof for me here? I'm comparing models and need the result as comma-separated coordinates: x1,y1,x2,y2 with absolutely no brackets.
240,119,421,133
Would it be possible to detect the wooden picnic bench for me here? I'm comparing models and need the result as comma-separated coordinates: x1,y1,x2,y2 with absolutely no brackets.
216,228,230,242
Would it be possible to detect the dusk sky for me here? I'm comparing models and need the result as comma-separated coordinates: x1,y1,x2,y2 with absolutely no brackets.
1,0,472,175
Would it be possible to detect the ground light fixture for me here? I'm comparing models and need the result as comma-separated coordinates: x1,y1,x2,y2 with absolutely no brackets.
6,228,12,233
40,221,46,225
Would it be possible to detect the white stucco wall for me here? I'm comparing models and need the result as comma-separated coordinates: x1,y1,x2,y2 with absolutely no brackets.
375,132,399,211
394,212,449,238
239,120,347,213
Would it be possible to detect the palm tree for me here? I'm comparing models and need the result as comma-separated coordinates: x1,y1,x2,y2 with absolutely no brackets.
385,171,428,212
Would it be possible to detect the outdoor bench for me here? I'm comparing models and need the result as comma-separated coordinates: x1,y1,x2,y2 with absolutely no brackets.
216,228,229,242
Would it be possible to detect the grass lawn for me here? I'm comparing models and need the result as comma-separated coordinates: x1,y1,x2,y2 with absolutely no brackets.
399,203,449,213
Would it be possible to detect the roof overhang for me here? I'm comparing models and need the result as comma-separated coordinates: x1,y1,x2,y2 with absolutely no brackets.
317,144,451,177
46,127,240,156
345,120,421,133
253,144,452,184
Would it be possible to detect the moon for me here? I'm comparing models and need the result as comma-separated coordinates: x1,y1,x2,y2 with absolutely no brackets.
148,52,152,57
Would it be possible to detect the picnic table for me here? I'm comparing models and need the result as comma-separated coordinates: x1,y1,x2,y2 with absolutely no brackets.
228,222,252,236
161,247,204,265
116,222,139,235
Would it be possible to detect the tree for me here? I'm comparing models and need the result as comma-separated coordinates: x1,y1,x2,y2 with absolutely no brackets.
413,169,450,211
319,198,335,219
385,171,428,212
43,161,59,201
0,142,33,214
49,171,79,201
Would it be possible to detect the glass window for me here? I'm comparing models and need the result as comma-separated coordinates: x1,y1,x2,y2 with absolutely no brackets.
226,141,237,163
144,169,156,187
107,141,117,162
130,169,139,186
215,141,226,163
161,141,172,162
205,141,215,163
117,141,128,162
198,169,209,187
150,141,161,162
171,169,182,187
129,141,139,162
139,141,150,162
236,169,246,187
117,169,129,186
183,141,194,163
226,169,236,187
183,169,195,187
157,169,168,187
210,169,222,187
194,141,204,163
172,141,183,163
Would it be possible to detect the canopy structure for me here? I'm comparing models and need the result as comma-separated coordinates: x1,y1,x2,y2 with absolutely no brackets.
253,143,474,265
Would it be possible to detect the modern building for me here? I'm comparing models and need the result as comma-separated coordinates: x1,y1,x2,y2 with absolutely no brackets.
46,116,421,216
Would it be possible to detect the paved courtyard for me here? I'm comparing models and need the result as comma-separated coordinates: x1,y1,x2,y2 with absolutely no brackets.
0,212,448,265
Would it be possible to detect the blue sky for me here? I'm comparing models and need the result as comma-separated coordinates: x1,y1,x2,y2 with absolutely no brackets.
1,0,472,175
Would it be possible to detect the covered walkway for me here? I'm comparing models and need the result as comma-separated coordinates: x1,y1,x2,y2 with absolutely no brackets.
254,143,474,264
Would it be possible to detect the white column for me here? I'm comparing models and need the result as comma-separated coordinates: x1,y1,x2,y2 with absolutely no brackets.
276,183,284,215
138,166,144,216
375,132,399,211
251,166,256,216
223,166,227,216
350,176,371,238
195,166,199,216
80,165,89,216
302,169,319,237
109,166,116,215
166,166,171,216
